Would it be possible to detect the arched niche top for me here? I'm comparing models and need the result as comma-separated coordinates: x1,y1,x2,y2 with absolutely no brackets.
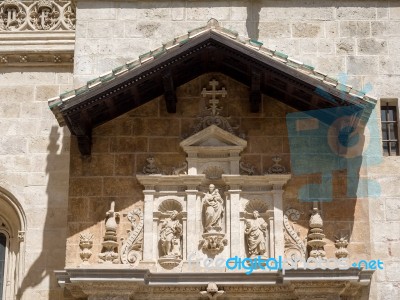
0,187,27,238
158,199,183,214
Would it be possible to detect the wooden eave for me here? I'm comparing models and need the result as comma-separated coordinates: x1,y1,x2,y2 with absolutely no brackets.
53,31,374,156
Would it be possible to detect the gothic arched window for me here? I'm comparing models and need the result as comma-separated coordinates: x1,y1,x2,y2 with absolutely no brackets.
0,188,26,300
0,232,6,300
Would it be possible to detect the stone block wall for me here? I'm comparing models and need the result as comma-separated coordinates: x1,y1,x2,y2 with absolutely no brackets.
71,1,400,299
0,67,72,299
67,73,371,276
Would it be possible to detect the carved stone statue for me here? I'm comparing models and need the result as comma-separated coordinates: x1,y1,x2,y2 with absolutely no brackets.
202,184,224,232
245,210,268,258
159,210,182,258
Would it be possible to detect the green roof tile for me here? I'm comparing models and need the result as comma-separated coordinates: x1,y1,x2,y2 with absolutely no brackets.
126,60,140,70
273,51,288,60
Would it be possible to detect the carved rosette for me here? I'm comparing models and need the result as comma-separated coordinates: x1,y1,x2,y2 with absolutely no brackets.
120,208,144,266
0,1,75,31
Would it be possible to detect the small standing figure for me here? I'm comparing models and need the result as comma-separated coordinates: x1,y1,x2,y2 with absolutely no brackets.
202,184,224,232
159,210,182,258
245,210,268,258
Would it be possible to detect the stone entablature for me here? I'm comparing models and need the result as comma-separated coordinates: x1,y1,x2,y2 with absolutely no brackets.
56,268,374,299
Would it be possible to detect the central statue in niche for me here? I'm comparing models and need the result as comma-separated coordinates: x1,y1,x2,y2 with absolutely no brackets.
203,184,224,232
200,184,227,255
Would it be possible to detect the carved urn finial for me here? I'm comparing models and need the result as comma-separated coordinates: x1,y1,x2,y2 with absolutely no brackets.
334,235,349,259
79,232,93,264
306,202,326,259
98,201,120,264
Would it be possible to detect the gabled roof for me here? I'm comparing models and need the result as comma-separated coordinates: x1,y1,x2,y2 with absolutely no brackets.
48,19,377,156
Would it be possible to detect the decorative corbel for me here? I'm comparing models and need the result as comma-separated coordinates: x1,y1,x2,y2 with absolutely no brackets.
162,71,177,113
68,111,92,156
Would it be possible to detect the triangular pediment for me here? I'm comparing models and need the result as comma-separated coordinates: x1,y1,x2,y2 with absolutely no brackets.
180,125,247,150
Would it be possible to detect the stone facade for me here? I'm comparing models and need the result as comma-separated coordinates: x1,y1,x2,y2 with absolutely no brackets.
0,67,73,299
0,0,400,299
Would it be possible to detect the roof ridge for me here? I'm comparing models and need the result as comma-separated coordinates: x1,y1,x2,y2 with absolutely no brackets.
48,19,377,112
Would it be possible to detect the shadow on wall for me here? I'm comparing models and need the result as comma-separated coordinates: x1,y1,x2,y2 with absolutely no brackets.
17,126,69,299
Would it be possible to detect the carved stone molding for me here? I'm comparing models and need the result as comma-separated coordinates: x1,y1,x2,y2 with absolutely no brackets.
0,0,75,32
0,52,73,66
56,268,374,299
120,208,143,266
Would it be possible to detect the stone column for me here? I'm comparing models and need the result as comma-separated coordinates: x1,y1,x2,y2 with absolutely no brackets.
185,188,199,258
268,216,274,257
272,185,284,259
143,187,156,261
227,186,241,257
182,214,187,260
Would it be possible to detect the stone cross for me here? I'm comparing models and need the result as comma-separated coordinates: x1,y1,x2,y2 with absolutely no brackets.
201,79,227,116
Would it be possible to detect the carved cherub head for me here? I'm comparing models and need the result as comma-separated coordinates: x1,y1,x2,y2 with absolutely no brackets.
170,210,178,219
209,184,215,193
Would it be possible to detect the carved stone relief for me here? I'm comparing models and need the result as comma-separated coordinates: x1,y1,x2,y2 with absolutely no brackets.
239,161,257,175
283,208,307,261
142,156,161,175
0,0,75,31
265,156,287,174
120,208,144,266
200,283,225,299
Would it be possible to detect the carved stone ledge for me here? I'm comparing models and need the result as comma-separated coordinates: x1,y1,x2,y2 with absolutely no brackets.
0,51,73,66
56,268,374,299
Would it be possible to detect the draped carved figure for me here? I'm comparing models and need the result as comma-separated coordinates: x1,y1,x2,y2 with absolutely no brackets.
245,210,268,258
159,210,182,258
202,184,224,232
